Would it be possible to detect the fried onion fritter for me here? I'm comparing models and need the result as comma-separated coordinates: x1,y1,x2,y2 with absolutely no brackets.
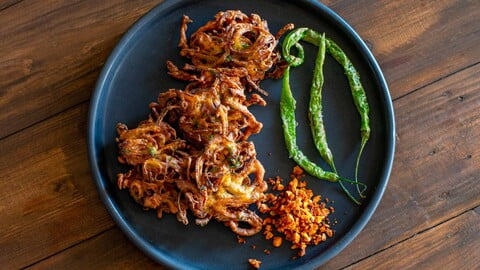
116,10,291,236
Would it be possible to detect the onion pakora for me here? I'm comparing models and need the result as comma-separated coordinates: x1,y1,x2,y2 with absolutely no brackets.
178,10,293,84
116,10,292,236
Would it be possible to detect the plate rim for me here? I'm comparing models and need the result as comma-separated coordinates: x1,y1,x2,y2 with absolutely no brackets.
87,0,396,269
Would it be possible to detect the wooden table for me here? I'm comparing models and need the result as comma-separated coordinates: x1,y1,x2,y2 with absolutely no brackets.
1,0,479,269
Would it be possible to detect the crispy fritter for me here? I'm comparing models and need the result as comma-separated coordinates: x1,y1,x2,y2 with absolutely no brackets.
117,10,291,236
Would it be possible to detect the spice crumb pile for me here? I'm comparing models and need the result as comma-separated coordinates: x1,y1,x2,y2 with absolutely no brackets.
247,166,335,268
260,166,334,257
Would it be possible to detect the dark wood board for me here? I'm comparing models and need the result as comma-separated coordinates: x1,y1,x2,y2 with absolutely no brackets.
1,0,479,138
345,207,480,269
2,60,478,270
1,0,479,268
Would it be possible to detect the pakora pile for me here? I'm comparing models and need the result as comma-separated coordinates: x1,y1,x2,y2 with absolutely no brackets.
116,10,292,236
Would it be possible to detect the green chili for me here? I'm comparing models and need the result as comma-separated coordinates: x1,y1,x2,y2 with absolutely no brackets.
282,29,339,173
147,146,157,157
228,157,242,169
281,28,369,203
308,33,360,202
282,29,306,67
327,38,370,197
308,33,336,171
281,62,364,205
302,30,370,197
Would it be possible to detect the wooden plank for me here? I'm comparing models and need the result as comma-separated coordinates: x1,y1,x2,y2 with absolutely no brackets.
1,0,479,138
0,103,115,269
27,228,162,270
29,208,480,270
321,64,480,269
7,61,479,269
0,0,162,138
0,0,23,11
328,0,480,99
345,207,480,269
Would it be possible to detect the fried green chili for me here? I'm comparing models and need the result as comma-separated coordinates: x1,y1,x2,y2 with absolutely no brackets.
283,29,338,173
281,65,356,184
308,33,362,203
281,28,369,203
281,44,364,204
308,33,336,172
302,30,370,197
282,29,306,67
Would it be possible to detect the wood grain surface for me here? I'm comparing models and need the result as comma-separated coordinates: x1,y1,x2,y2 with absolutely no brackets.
0,104,113,269
0,0,163,139
345,207,480,270
1,0,479,269
27,228,160,270
322,62,480,269
6,58,478,270
1,0,479,139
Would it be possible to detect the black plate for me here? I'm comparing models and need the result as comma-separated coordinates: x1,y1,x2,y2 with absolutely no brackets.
88,0,395,269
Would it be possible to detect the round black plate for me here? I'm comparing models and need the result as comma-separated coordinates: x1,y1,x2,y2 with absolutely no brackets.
88,0,395,269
